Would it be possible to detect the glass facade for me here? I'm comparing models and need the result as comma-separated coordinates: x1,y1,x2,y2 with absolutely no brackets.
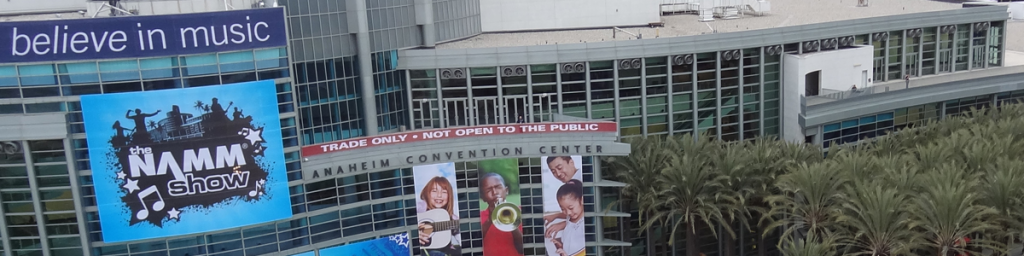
281,0,368,146
0,45,298,256
818,87,1024,149
408,48,784,141
863,21,1006,82
0,3,1011,256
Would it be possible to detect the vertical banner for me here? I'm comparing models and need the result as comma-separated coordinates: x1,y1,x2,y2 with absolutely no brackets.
81,80,292,242
541,156,586,256
477,158,524,256
318,233,412,256
413,163,462,256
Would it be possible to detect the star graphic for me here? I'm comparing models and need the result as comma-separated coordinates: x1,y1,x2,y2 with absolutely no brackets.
244,128,264,146
122,178,140,193
390,233,411,248
116,171,127,180
167,208,181,220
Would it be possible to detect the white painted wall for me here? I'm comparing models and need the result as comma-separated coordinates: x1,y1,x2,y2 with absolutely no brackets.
964,2,1023,20
1,0,85,15
1010,2,1024,20
784,45,875,95
479,0,661,32
780,45,874,143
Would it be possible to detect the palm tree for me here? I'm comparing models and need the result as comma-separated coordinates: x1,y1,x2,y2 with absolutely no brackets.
194,100,204,112
765,161,848,245
604,135,675,255
714,140,762,256
638,134,727,256
838,180,918,256
147,120,157,130
746,136,805,256
909,163,999,256
778,232,838,256
977,158,1024,253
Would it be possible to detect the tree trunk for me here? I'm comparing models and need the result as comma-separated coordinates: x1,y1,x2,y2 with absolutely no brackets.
757,223,768,256
723,225,736,256
622,200,633,255
687,221,700,256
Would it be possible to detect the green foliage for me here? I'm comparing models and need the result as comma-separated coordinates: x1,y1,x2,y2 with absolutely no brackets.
477,158,520,192
608,103,1024,256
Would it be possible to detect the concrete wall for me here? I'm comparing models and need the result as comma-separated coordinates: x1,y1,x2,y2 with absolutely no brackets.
965,2,1023,20
779,46,873,143
783,46,874,95
478,0,661,32
1,0,85,15
0,114,68,141
85,0,267,17
804,72,1024,127
399,6,1008,69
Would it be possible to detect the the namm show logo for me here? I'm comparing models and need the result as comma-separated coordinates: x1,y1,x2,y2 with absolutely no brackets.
82,80,291,242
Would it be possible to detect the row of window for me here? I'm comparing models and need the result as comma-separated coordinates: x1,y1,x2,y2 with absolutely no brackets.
820,87,1024,148
0,49,287,88
0,140,86,256
408,50,782,140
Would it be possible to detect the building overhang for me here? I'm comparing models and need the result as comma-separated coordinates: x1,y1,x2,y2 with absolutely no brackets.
299,121,631,182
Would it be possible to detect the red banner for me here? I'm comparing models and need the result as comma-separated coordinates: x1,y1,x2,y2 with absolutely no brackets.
301,122,618,157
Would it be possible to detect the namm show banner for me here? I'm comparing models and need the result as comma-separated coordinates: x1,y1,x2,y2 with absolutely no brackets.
318,233,412,256
81,80,291,242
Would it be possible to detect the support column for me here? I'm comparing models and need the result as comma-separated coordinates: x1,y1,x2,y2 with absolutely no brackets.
715,52,722,140
737,49,745,140
952,25,959,73
666,57,674,135
405,70,415,129
759,47,765,136
613,63,621,124
585,63,593,120
435,70,445,127
23,141,53,256
0,144,15,256
63,139,91,256
348,0,379,135
414,0,436,47
968,24,975,71
640,59,648,136
901,29,907,78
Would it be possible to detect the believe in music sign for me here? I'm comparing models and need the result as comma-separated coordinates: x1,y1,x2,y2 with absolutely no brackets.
81,80,291,242
0,8,286,63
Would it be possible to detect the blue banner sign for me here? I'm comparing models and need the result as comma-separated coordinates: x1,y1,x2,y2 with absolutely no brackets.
1,8,286,63
81,80,291,242
319,233,412,256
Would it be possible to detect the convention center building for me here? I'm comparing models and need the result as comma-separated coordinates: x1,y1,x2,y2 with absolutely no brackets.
0,0,1019,255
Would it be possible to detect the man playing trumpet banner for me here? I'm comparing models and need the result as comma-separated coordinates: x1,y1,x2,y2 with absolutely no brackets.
479,171,524,256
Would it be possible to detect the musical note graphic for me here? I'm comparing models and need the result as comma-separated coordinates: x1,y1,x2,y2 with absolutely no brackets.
135,186,166,220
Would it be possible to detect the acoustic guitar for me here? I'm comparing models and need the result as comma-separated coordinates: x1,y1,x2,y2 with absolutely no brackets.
418,209,459,249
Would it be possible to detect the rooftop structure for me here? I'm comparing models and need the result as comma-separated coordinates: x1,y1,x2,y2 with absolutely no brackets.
0,12,89,22
1009,21,1024,51
437,0,969,49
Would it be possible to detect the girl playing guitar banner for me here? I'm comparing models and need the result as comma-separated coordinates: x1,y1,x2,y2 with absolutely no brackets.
414,163,462,256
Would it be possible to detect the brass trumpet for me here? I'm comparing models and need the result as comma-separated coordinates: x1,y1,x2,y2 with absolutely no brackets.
491,197,522,232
